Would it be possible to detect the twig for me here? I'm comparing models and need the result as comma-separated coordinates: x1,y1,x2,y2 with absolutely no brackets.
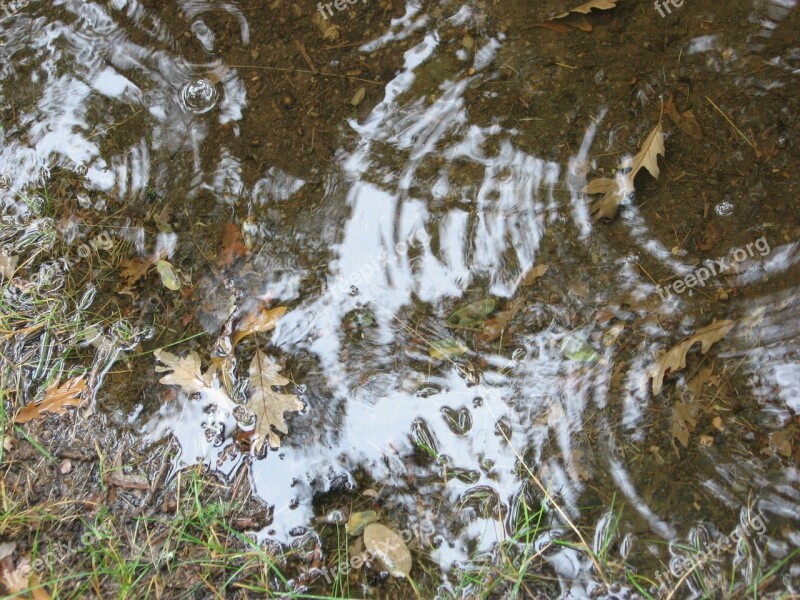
227,64,383,86
705,97,760,158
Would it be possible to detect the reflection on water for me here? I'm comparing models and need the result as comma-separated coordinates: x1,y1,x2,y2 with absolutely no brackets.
1,0,799,595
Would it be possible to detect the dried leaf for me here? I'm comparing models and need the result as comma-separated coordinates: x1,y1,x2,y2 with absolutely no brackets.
154,350,236,410
118,257,152,287
248,348,304,452
665,94,703,140
550,0,618,19
1,558,29,595
480,297,526,344
154,350,209,395
0,543,14,562
219,222,249,267
104,451,149,490
623,122,666,181
583,122,665,220
676,110,702,140
671,401,697,450
590,186,629,221
582,177,620,195
232,305,288,348
684,366,714,402
769,430,792,457
1,557,49,598
363,523,413,578
648,320,736,395
14,377,87,423
521,264,549,287
0,251,18,279
313,13,340,41
565,0,619,14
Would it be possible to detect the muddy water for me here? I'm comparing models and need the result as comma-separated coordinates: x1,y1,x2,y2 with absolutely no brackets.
1,0,799,597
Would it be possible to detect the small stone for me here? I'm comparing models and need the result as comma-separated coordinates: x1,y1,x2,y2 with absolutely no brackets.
461,35,475,50
60,459,73,474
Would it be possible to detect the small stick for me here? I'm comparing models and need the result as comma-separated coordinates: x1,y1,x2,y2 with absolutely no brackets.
227,64,383,86
295,40,318,73
705,97,760,158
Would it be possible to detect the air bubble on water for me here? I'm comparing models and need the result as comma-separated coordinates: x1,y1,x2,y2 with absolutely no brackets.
180,78,218,114
715,200,735,216
78,286,97,311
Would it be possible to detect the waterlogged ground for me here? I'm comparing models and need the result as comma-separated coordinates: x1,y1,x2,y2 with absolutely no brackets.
0,0,799,598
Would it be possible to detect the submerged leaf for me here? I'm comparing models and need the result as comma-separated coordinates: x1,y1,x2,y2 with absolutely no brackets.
561,335,599,363
665,94,703,140
545,0,619,31
118,257,153,287
521,264,549,287
429,339,468,359
622,122,666,181
218,222,249,266
14,377,87,423
248,348,304,452
584,122,665,220
232,305,288,348
156,260,181,291
647,320,736,395
447,299,496,330
363,523,412,578
551,0,618,17
347,510,378,536
671,401,697,450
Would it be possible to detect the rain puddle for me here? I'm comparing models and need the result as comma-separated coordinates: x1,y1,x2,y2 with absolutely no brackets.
1,0,798,597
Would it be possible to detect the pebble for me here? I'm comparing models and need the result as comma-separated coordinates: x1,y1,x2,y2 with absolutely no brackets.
350,87,366,107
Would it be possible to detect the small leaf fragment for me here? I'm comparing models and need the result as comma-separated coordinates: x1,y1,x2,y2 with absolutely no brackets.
0,251,18,279
156,260,181,290
219,222,249,266
347,510,377,536
561,335,599,363
429,339,468,360
671,401,697,449
769,430,793,457
350,87,366,106
447,299,496,330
